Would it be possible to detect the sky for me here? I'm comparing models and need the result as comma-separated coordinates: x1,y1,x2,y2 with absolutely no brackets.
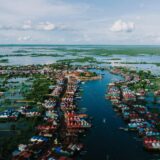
0,0,160,44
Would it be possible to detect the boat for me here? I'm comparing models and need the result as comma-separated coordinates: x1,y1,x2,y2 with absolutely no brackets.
103,118,106,123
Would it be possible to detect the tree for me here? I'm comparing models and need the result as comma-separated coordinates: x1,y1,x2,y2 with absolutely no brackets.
25,78,51,102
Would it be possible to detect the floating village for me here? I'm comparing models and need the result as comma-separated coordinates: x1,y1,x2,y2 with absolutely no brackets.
0,47,160,160
106,67,160,152
0,59,160,159
1,0,160,158
0,64,101,160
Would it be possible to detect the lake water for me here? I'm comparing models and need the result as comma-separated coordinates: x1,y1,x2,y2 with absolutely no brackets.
0,45,160,76
77,69,159,160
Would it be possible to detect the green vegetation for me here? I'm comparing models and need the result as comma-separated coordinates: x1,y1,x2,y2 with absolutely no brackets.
116,67,155,92
131,71,153,91
13,50,30,53
120,61,148,64
49,46,160,56
0,117,42,160
0,59,9,63
137,70,152,79
107,58,121,60
0,54,27,58
25,77,55,102
89,72,97,77
30,53,61,57
154,63,160,66
150,78,160,91
118,62,160,66
0,53,61,58
57,57,97,64
79,72,97,77
1,47,160,64
0,74,53,159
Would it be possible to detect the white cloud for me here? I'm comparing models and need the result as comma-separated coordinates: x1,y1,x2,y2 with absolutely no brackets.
0,0,159,44
0,21,62,31
18,36,31,41
22,20,32,30
110,20,135,33
36,22,56,31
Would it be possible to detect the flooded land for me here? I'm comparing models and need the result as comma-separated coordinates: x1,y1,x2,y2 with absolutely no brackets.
0,45,160,160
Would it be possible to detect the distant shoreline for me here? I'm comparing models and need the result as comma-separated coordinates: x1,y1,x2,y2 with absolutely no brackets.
0,44,160,47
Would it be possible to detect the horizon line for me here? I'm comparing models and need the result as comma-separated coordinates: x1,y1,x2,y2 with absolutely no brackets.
0,44,160,46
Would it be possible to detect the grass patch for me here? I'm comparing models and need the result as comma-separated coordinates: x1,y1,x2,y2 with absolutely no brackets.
57,57,97,63
107,58,121,60
0,59,9,63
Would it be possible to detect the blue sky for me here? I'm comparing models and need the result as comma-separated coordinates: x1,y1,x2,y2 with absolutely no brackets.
0,0,160,44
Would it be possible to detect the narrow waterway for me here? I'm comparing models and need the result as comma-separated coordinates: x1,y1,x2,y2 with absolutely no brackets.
77,70,158,160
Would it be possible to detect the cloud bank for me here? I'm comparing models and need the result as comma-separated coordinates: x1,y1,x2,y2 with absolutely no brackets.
18,36,31,41
0,0,159,44
110,20,135,33
0,21,65,31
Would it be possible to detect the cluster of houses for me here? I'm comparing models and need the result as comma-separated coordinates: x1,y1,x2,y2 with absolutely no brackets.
12,73,64,159
0,109,20,121
155,90,160,96
121,86,136,101
62,76,91,130
0,106,41,121
11,69,92,160
0,63,101,159
106,67,160,152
